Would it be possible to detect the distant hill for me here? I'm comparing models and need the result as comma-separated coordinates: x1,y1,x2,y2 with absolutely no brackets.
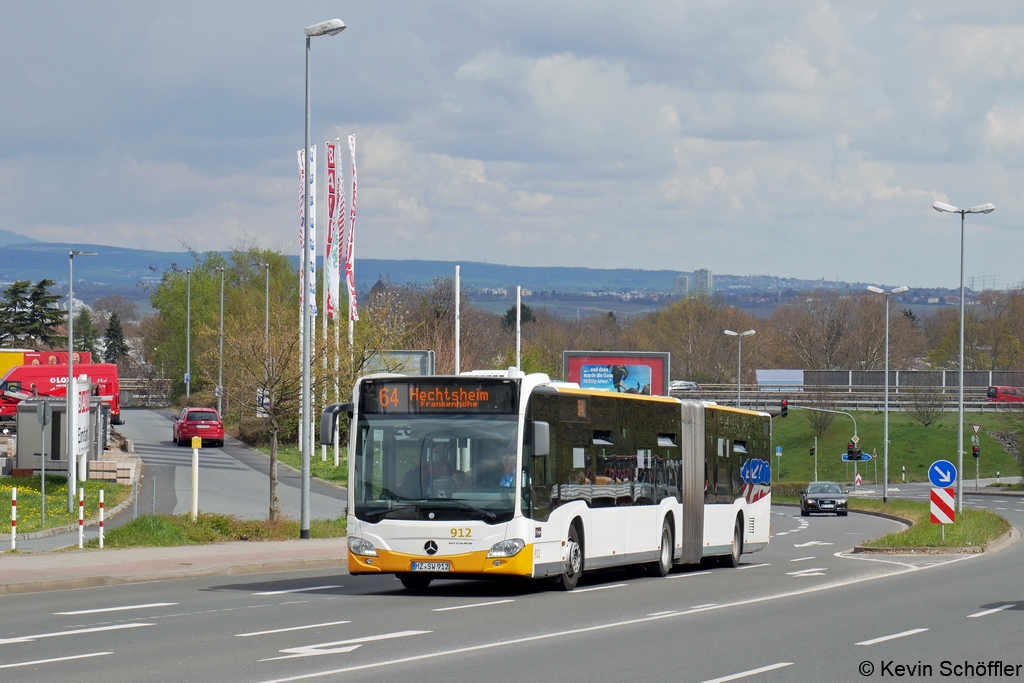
0,241,905,314
0,229,42,247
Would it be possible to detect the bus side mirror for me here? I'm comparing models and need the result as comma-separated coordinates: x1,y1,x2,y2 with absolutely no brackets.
533,421,550,458
319,403,353,446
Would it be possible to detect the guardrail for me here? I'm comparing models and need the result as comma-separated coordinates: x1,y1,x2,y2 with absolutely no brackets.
670,384,1007,413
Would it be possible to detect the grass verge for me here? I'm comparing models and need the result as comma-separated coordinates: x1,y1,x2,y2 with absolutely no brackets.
774,494,1010,548
0,476,129,534
256,444,347,487
84,513,346,549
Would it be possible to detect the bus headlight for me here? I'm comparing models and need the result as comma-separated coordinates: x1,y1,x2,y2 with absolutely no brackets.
348,536,378,557
487,539,525,558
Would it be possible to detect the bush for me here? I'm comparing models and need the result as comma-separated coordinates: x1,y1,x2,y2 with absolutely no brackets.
236,418,271,446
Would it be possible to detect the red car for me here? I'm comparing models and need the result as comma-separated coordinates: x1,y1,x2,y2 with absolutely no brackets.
173,407,225,447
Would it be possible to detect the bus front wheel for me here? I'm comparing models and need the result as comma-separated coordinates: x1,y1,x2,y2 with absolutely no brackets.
556,525,583,591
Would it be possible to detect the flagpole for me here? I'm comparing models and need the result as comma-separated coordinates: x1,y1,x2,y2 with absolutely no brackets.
333,136,341,468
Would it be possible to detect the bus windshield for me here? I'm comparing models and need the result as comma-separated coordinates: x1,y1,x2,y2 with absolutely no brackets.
353,413,519,524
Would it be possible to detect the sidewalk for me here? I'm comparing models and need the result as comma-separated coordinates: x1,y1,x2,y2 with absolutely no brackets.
0,538,348,596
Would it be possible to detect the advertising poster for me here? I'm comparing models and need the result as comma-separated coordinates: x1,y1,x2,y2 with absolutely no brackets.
75,377,91,456
563,352,670,396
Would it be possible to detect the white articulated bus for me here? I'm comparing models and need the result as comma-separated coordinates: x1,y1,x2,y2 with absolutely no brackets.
320,370,773,591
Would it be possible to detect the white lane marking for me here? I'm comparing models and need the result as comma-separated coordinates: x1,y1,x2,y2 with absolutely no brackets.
666,571,710,580
794,541,834,547
967,605,1016,618
259,630,431,661
856,628,928,646
571,583,628,593
647,610,678,616
0,623,153,645
786,568,827,576
0,652,113,670
701,662,794,683
996,507,1007,510
690,603,717,609
431,599,514,612
252,585,342,596
737,563,770,570
54,602,177,616
790,556,816,562
253,555,978,683
1016,509,1024,513
237,621,351,637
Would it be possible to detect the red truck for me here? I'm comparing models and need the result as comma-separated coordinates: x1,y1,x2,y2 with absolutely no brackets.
0,363,121,424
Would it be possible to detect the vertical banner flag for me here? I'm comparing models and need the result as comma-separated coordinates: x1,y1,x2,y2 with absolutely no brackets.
346,134,359,321
297,150,306,323
325,142,340,320
307,145,317,318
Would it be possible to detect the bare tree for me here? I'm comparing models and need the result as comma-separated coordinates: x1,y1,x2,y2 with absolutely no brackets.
805,387,838,438
906,383,946,428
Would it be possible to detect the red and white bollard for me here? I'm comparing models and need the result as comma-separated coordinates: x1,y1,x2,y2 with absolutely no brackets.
10,487,16,551
78,487,84,549
99,489,104,549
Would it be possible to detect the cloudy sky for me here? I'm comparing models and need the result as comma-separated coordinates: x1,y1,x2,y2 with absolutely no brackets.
3,2,1023,288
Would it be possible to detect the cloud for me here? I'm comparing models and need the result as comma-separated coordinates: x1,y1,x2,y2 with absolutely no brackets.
2,1,1024,287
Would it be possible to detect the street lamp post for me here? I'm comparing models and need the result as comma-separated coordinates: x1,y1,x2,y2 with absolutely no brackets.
67,250,97,512
724,329,755,409
301,18,346,540
867,285,909,503
933,200,995,513
185,268,192,399
217,267,225,416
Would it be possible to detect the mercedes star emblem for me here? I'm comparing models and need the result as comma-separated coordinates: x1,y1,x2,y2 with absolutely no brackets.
424,540,438,555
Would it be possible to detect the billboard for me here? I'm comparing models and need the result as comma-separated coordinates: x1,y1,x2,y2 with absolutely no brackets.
363,350,436,377
562,351,670,396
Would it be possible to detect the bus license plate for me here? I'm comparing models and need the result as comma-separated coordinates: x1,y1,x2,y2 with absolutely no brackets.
410,561,450,572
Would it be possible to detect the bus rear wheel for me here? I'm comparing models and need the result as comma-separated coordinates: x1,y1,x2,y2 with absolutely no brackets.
720,518,743,568
556,525,583,591
648,518,674,577
398,574,433,591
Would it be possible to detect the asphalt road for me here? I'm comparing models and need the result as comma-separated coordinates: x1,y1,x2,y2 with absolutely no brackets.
3,505,1019,683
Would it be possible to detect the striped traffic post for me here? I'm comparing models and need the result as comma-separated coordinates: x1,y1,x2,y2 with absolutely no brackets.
930,487,955,542
10,487,15,551
78,487,85,549
99,489,105,549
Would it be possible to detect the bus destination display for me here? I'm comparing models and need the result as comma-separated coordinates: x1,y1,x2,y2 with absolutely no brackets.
362,381,516,414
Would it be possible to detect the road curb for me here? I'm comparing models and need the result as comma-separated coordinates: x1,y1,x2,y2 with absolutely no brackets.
0,554,350,596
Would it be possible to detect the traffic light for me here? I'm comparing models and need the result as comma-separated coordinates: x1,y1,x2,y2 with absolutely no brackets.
847,442,855,459
780,400,788,418
810,446,816,457
855,448,863,461
973,444,980,459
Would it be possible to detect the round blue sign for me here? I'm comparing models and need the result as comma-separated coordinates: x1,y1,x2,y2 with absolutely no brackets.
928,459,957,488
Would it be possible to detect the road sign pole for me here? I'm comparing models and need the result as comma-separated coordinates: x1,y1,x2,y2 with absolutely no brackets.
813,436,818,483
191,436,201,521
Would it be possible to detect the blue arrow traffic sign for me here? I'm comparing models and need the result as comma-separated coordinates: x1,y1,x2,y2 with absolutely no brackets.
928,459,957,488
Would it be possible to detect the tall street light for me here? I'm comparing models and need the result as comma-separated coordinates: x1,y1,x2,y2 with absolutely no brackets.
301,17,346,539
67,249,97,512
185,268,192,399
724,329,755,409
867,285,909,504
264,263,270,383
933,200,995,514
217,267,225,416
